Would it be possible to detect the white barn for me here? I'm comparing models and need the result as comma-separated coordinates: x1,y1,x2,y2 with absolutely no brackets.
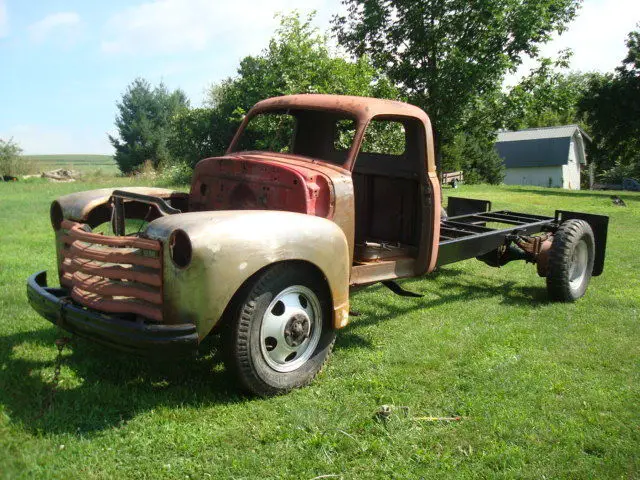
495,125,591,190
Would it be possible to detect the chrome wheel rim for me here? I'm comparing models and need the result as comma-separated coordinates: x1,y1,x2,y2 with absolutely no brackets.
569,239,589,290
260,285,322,372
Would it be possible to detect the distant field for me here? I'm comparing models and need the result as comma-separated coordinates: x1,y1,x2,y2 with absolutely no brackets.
22,154,119,174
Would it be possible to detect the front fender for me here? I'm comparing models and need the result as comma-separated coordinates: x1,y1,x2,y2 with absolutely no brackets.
53,187,188,224
144,211,351,338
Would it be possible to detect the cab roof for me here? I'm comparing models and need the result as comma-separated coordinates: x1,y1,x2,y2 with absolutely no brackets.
250,94,430,123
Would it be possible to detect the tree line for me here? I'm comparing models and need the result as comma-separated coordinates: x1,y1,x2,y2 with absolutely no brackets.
109,7,639,185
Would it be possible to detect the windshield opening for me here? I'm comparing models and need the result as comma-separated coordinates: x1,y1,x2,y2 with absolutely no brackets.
231,109,358,166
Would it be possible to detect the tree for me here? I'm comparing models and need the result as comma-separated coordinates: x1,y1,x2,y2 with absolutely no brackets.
210,12,398,107
333,0,581,174
500,55,597,131
0,138,25,177
109,78,189,174
167,108,229,168
172,12,400,165
578,27,640,181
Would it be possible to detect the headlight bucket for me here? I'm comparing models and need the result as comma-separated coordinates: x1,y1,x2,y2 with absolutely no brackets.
50,201,64,231
169,229,192,268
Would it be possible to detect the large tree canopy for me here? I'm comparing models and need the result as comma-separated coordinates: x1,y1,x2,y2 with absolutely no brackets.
110,78,189,174
210,13,398,111
500,55,595,131
578,27,640,181
333,0,581,152
168,12,399,168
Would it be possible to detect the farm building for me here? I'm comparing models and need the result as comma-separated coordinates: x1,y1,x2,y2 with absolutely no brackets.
495,125,591,190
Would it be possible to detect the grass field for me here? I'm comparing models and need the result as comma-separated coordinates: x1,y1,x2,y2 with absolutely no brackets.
0,180,638,479
21,154,118,175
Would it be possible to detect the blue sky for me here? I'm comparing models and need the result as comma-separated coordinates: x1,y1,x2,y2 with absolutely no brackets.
0,0,638,155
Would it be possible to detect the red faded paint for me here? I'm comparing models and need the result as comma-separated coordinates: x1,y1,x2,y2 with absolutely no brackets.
189,154,334,219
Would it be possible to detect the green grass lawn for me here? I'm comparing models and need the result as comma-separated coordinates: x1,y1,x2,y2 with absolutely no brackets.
0,180,638,479
22,154,118,175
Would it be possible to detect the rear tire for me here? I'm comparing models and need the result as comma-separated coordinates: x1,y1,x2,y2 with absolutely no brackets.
228,263,336,396
546,219,595,302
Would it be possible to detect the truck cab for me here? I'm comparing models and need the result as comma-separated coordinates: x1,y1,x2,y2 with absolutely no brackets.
190,94,441,284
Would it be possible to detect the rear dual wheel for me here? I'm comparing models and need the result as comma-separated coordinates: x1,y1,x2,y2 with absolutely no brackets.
227,263,336,396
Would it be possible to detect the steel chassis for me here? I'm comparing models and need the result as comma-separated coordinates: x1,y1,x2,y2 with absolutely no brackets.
436,197,608,275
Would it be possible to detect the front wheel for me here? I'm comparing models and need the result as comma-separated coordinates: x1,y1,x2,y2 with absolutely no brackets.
227,263,336,396
546,219,595,302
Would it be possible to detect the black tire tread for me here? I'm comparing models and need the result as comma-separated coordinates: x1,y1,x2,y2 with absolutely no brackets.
546,219,594,302
232,263,335,396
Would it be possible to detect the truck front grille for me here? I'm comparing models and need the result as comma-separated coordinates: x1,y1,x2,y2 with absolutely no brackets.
59,220,163,322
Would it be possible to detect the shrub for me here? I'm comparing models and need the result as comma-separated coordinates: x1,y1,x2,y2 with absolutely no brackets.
156,162,193,187
598,160,640,184
0,138,35,176
443,132,505,184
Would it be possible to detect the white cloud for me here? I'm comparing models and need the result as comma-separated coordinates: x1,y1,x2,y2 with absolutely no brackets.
3,124,113,155
28,12,81,44
0,0,8,38
101,0,336,56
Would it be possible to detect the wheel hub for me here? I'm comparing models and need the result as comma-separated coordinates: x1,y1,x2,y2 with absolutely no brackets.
569,239,589,290
259,285,322,372
284,314,311,347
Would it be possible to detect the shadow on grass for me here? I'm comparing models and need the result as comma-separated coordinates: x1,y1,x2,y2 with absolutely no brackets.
338,266,548,342
0,328,244,436
2,267,548,436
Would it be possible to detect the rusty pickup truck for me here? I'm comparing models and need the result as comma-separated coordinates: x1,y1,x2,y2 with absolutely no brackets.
28,94,608,395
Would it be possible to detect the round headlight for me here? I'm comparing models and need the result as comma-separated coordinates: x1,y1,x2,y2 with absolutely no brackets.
50,201,63,231
169,229,192,268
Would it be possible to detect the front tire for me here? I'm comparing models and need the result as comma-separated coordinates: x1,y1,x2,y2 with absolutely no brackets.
228,263,336,396
546,219,595,302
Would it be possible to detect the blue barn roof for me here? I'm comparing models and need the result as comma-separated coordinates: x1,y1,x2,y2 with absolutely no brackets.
495,125,591,168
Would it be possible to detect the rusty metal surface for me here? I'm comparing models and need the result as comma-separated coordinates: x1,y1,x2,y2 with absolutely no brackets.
70,289,162,322
191,152,356,266
249,94,430,126
424,172,441,274
350,257,417,285
534,237,554,277
48,95,446,334
227,94,437,174
28,271,199,356
55,187,188,224
61,219,161,250
58,220,163,323
189,154,333,217
70,271,162,304
68,242,161,268
143,210,351,334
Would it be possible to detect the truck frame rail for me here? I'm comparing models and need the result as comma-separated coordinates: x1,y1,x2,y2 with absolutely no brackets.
436,203,608,277
437,210,555,267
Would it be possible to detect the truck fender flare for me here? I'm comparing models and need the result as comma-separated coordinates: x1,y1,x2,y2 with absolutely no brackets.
144,210,351,338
